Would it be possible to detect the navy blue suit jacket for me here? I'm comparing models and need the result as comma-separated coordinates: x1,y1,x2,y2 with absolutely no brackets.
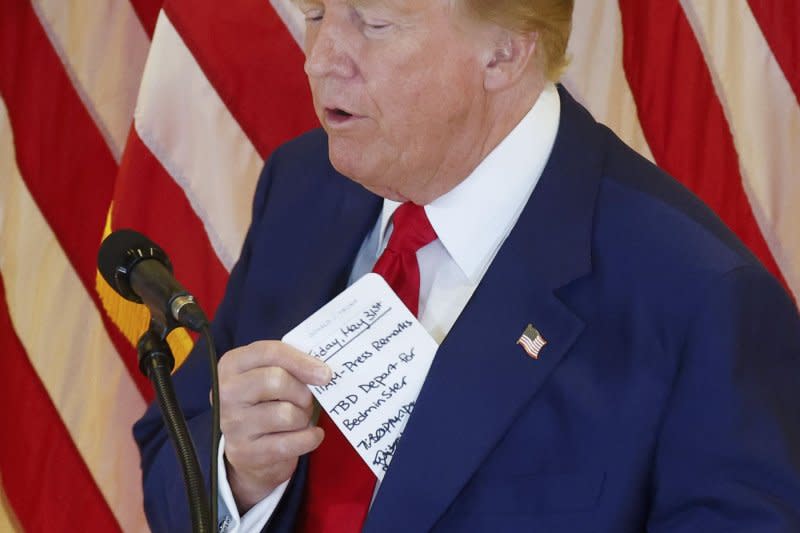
134,88,800,532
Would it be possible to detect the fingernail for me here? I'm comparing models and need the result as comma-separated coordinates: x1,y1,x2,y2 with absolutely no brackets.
315,364,332,384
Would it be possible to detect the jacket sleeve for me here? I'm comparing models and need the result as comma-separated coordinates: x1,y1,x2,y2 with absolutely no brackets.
132,151,277,532
647,264,800,532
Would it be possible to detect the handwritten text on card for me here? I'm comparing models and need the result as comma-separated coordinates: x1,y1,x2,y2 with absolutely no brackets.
282,273,438,480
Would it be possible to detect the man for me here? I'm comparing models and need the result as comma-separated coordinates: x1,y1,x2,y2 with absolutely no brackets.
134,0,800,531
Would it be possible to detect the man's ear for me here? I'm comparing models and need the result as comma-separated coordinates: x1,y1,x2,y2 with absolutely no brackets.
483,30,538,91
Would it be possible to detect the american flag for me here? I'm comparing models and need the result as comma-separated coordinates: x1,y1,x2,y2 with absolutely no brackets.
517,324,547,360
0,0,797,530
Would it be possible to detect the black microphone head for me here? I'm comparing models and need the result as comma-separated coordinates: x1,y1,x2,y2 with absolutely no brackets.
97,229,173,304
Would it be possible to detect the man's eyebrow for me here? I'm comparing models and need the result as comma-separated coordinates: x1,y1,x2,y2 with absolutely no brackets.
349,0,416,15
289,0,376,8
290,0,415,16
291,0,321,8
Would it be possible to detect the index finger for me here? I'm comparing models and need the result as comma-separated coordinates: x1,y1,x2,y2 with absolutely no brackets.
224,340,331,386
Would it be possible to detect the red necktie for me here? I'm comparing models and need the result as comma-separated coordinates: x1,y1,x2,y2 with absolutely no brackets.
298,203,437,532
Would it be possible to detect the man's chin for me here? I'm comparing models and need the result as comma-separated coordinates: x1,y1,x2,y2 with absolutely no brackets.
327,137,362,171
327,142,408,201
360,184,408,202
338,171,408,202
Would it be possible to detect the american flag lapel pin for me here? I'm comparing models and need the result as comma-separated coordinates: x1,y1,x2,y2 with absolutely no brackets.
517,324,547,359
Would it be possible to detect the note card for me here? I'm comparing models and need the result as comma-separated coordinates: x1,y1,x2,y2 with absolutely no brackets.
282,273,438,479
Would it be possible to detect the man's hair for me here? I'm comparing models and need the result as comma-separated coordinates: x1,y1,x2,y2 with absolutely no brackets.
461,0,574,81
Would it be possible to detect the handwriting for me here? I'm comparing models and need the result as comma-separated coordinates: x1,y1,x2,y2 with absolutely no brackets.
356,401,415,451
372,436,401,472
363,301,383,320
358,361,400,393
343,349,375,373
311,369,346,395
398,347,415,364
343,395,386,430
310,337,343,360
330,394,359,416
371,320,413,351
284,273,439,480
339,301,382,339
308,303,392,363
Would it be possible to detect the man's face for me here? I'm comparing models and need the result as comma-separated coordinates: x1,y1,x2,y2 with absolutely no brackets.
300,0,492,202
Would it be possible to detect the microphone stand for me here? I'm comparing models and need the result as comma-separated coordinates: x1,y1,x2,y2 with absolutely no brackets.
138,322,212,533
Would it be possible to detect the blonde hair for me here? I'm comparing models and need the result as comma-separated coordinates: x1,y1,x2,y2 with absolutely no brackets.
461,0,574,80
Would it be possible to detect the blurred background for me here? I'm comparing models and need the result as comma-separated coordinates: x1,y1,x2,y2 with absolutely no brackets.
0,0,797,531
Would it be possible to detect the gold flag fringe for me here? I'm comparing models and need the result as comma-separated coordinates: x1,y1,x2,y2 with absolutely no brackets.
95,205,195,371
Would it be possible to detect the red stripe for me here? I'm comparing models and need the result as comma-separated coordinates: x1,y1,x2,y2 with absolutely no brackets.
0,1,152,400
617,0,788,290
0,276,121,533
114,128,230,322
129,0,163,37
163,0,319,158
747,0,800,105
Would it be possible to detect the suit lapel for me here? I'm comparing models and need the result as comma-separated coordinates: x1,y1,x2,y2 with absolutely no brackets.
251,159,383,342
364,87,608,532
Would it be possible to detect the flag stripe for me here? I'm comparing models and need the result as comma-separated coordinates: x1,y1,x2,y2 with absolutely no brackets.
135,11,265,269
616,0,788,291
0,489,21,533
517,335,545,358
746,0,800,105
0,275,122,533
269,0,306,46
162,0,318,158
0,97,148,532
114,127,230,340
129,0,163,37
680,0,800,302
31,0,150,160
0,0,151,399
564,0,654,162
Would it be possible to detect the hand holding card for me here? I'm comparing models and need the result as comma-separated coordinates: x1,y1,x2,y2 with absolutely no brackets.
283,273,439,479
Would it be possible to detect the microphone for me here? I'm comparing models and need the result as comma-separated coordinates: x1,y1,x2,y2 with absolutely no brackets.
99,229,217,531
97,229,208,332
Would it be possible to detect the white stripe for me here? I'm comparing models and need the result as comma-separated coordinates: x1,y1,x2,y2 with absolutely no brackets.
563,0,655,163
518,337,537,351
134,12,263,270
31,0,151,161
0,97,149,533
680,0,800,301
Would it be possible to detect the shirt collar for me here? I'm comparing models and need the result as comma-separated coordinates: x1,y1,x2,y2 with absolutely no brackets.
377,83,561,283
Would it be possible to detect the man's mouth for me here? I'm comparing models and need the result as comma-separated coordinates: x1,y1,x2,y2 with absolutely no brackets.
325,107,357,124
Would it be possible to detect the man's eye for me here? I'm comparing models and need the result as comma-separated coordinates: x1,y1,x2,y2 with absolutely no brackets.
304,10,324,22
364,20,391,32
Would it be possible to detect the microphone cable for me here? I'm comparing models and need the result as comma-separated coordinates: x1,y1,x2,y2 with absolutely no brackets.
202,325,220,531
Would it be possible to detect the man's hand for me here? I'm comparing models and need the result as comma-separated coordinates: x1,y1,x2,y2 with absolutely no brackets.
218,340,332,513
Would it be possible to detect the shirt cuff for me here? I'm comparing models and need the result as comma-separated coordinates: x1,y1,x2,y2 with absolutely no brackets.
217,434,291,532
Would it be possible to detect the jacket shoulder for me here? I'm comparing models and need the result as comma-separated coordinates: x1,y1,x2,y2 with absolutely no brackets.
594,133,761,280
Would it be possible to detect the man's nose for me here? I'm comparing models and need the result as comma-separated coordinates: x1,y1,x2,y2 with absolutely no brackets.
304,18,356,79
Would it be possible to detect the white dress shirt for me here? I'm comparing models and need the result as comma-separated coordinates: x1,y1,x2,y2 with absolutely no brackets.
217,83,561,532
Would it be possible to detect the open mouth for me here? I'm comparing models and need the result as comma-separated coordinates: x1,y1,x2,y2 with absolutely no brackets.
325,107,356,124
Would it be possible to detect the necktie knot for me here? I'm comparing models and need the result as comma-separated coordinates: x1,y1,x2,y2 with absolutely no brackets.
384,202,437,254
372,202,436,317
